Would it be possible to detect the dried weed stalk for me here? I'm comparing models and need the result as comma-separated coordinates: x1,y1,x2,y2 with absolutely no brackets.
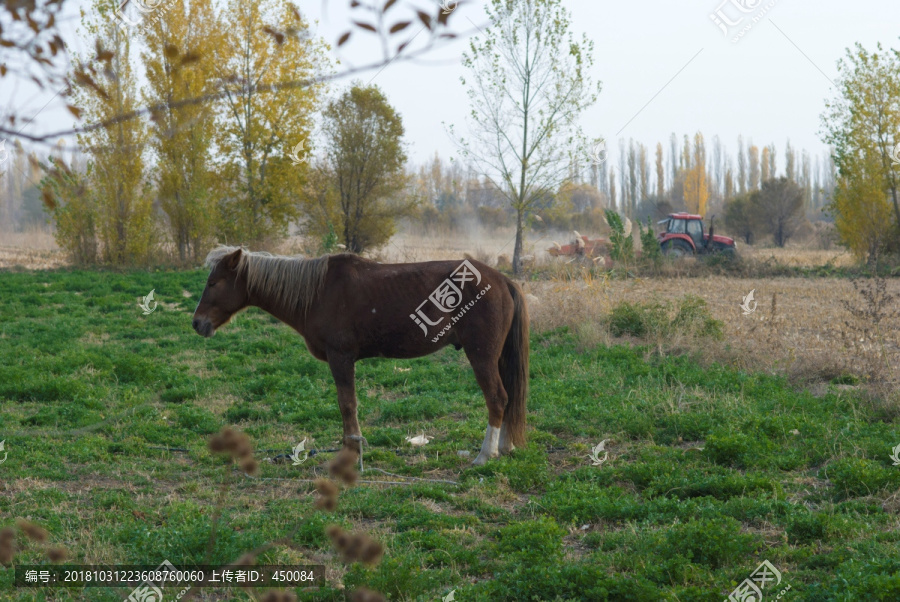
840,277,899,384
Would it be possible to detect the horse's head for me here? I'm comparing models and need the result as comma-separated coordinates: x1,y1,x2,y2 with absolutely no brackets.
192,248,249,337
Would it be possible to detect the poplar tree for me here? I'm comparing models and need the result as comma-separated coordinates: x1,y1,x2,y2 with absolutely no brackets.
142,0,218,263
455,0,600,274
748,144,760,191
656,142,665,200
66,0,152,265
683,133,709,216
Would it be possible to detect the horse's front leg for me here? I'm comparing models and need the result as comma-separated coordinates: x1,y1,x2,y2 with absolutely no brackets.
326,351,362,455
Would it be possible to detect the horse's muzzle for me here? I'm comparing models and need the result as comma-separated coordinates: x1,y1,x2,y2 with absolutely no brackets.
192,318,215,338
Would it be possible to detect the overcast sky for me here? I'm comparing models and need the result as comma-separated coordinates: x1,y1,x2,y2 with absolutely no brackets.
5,0,900,173
304,0,900,171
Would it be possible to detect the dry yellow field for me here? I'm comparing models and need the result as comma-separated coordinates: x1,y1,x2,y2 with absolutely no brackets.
735,246,857,267
0,229,66,270
0,247,67,270
374,228,523,263
377,230,858,267
525,275,900,389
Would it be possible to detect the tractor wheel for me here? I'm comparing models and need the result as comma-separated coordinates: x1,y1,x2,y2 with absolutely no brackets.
661,239,692,258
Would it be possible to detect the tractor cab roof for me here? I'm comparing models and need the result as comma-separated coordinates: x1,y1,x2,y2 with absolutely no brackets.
667,213,703,220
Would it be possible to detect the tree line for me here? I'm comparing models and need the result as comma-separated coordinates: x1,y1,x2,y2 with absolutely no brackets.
587,135,836,222
400,133,833,252
1,0,898,270
29,0,415,265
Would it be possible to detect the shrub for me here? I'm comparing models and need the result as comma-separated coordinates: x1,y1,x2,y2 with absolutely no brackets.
639,216,662,264
320,222,339,253
827,457,898,497
476,206,509,230
656,517,760,570
604,209,634,263
607,300,669,338
606,296,724,343
40,159,99,264
494,517,565,560
703,433,756,468
671,295,724,340
786,512,827,544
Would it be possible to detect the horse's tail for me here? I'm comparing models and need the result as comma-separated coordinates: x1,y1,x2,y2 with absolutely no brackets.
499,279,529,447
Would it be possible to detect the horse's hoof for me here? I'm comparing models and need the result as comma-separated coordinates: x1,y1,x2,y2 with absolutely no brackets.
498,425,515,455
472,454,489,466
472,452,497,466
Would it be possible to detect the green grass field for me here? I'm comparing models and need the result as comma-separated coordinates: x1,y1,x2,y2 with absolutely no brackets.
1,269,899,601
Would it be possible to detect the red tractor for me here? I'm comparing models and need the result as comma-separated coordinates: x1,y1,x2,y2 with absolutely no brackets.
657,213,736,258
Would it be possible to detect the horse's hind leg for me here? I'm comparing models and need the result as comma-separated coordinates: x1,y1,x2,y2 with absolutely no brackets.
327,352,362,455
468,356,508,466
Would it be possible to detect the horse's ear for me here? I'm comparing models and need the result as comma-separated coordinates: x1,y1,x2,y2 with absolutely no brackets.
224,248,242,271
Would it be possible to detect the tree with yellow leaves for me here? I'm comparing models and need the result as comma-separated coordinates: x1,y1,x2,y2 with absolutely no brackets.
213,0,329,245
54,0,153,265
831,155,893,264
142,0,218,263
822,42,900,264
683,133,709,215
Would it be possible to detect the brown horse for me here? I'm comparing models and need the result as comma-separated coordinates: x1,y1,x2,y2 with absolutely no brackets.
192,246,528,465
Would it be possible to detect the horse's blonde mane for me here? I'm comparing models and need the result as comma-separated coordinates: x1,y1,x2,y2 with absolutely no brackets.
205,246,329,315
